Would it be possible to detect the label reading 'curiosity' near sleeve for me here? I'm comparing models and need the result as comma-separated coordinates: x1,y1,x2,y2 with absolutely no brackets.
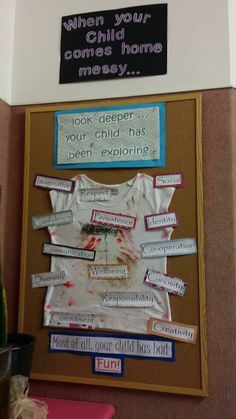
144,269,186,296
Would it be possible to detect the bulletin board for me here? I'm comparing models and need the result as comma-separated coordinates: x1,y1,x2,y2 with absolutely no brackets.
18,93,207,396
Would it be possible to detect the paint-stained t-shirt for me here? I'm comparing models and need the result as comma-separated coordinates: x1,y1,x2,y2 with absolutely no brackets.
44,173,175,334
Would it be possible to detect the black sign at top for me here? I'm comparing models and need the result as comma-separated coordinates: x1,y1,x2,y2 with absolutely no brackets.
59,4,167,83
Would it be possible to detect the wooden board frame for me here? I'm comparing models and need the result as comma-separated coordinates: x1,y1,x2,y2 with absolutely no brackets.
18,92,207,396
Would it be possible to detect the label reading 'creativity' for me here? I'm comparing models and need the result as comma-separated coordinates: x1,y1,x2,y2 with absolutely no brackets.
148,318,198,344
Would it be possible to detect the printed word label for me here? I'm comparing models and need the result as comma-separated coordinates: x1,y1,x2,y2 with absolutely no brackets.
50,332,175,360
93,357,123,376
148,318,198,344
91,210,136,230
153,173,184,188
144,211,178,230
81,223,118,236
144,269,186,296
42,243,96,261
32,271,65,288
32,210,73,230
88,264,129,280
141,238,197,258
79,188,112,202
101,292,154,307
48,312,96,329
34,174,75,192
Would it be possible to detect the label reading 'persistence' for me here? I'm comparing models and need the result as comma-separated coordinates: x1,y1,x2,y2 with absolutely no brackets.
91,210,136,230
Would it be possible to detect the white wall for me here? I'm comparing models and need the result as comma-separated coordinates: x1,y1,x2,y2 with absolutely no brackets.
0,0,16,103
0,0,234,105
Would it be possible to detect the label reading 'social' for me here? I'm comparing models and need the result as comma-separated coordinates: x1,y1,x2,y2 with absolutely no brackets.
153,173,184,188
91,210,136,230
144,269,186,296
32,210,73,230
141,238,197,258
32,271,65,288
42,243,96,261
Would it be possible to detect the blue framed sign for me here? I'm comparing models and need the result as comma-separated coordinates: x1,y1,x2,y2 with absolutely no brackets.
54,102,166,169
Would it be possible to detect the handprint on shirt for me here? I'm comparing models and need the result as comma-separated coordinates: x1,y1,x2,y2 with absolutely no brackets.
114,229,140,264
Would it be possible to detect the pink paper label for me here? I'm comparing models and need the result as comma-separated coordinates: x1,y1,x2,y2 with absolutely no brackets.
153,173,184,188
90,210,136,230
144,212,178,230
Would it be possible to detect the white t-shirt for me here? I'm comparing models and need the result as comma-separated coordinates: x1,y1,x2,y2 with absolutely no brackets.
44,173,175,334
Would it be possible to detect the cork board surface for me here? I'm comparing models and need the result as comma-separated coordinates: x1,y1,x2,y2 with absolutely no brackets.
19,93,207,395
